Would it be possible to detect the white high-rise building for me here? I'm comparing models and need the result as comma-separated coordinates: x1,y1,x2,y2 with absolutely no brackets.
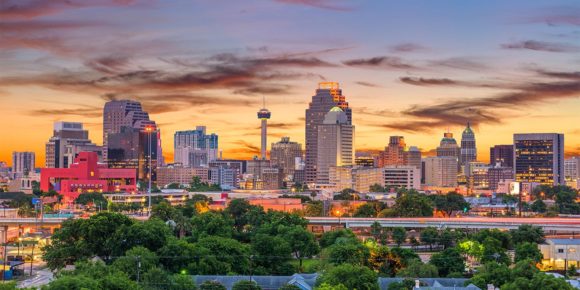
423,156,458,187
316,107,354,184
564,157,580,181
383,166,421,190
174,126,218,167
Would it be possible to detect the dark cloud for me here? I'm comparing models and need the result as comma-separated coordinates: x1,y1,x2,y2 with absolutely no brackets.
101,93,257,112
355,81,380,87
389,43,428,53
29,106,102,118
386,78,580,132
342,56,417,70
256,122,301,130
85,55,131,74
501,40,580,53
536,70,580,80
274,0,354,11
232,140,260,155
356,107,398,118
400,77,458,86
428,57,488,71
0,0,140,20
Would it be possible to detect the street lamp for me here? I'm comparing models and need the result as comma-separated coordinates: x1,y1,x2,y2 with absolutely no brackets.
29,237,39,276
145,126,153,216
335,210,341,226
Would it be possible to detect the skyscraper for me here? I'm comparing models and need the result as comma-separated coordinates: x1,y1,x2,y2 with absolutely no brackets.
489,145,514,168
257,98,271,160
316,107,354,184
103,100,159,162
305,82,351,183
270,137,302,181
107,126,159,184
46,122,101,168
174,126,218,167
377,136,406,167
436,131,460,172
460,122,477,169
564,157,580,181
404,146,422,170
514,133,564,186
12,152,35,177
423,156,458,187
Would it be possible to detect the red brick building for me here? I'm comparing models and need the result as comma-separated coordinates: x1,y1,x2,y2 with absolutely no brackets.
41,152,137,202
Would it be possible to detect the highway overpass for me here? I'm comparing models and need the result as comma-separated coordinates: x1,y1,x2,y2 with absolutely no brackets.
306,217,580,232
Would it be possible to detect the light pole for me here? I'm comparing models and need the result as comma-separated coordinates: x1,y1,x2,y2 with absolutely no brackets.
29,238,39,276
146,126,153,216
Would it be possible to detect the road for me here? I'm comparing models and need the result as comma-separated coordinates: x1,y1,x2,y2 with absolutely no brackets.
17,267,53,289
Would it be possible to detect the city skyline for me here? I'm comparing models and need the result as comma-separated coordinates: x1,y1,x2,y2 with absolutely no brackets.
2,1,580,166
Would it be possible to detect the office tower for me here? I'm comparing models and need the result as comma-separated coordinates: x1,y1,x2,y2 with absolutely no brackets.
377,136,406,167
355,156,375,167
423,156,458,187
305,82,351,183
488,166,514,191
209,166,237,190
270,137,302,181
466,162,489,189
12,152,35,177
329,166,382,192
436,131,460,172
490,145,514,168
0,162,9,179
257,98,271,160
107,126,159,184
316,107,354,184
514,133,564,186
404,146,422,170
157,165,209,188
460,122,477,168
244,158,282,190
565,157,580,181
103,100,159,162
174,126,218,167
45,122,102,168
383,166,421,190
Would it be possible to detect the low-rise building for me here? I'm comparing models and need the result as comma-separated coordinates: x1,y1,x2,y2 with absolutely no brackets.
157,165,209,187
540,239,580,270
383,166,420,190
329,166,382,193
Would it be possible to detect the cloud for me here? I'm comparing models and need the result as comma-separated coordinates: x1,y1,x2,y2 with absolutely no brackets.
355,81,380,88
428,57,488,71
342,56,418,70
389,43,428,53
232,140,260,155
0,0,140,20
524,8,580,26
356,107,398,118
385,78,580,132
536,70,580,80
274,0,354,11
84,55,131,74
501,40,580,53
29,106,102,118
400,77,458,86
256,122,301,130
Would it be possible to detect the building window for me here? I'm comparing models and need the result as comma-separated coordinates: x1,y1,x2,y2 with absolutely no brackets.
558,249,564,253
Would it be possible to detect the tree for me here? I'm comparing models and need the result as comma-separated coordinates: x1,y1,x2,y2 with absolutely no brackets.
502,272,575,290
531,199,547,213
511,225,545,245
392,192,433,217
370,183,386,192
392,227,406,246
458,240,484,262
169,274,198,290
333,188,360,200
514,242,542,263
112,246,159,280
567,264,577,277
327,240,370,266
367,245,403,277
108,218,173,256
370,221,383,242
469,262,511,289
387,279,416,290
278,285,301,290
166,183,181,189
481,237,510,265
304,201,323,217
396,259,438,278
430,192,470,217
352,203,378,217
75,192,108,210
199,281,226,290
473,229,512,250
141,267,171,290
195,236,250,275
429,248,465,277
282,226,319,270
317,263,379,290
190,211,234,241
42,275,101,290
251,234,293,275
319,229,357,248
151,200,176,221
420,227,439,250
232,280,261,290
555,189,580,214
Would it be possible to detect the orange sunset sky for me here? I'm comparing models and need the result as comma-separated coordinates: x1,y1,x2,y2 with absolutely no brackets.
1,0,580,166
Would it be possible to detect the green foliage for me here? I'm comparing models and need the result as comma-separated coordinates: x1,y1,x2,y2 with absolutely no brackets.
75,192,107,209
510,225,545,245
429,248,465,277
369,183,386,193
429,192,470,216
282,226,320,270
169,274,198,290
333,188,360,200
567,264,577,277
481,237,510,265
189,176,221,192
317,263,379,290
472,229,512,249
514,242,542,263
252,234,294,275
109,218,173,256
280,194,312,203
367,245,403,277
112,246,159,280
190,211,234,241
151,200,176,221
195,236,250,274
319,229,357,248
199,280,227,290
326,239,370,266
458,239,484,261
392,191,433,217
42,275,101,290
232,280,262,290
387,278,416,290
316,283,348,290
396,259,439,278
304,201,324,216
530,199,547,213
278,285,301,290
142,267,172,290
392,227,406,246
420,227,439,250
353,202,385,218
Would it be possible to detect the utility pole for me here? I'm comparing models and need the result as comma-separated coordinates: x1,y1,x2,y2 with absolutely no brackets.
146,126,153,216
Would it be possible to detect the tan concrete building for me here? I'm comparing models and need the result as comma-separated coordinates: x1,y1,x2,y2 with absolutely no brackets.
423,156,458,187
329,166,382,193
156,165,209,187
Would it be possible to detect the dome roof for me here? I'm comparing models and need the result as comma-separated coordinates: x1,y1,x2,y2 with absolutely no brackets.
329,106,343,112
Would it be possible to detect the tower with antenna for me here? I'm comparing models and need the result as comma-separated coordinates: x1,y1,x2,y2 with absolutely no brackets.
257,96,271,160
